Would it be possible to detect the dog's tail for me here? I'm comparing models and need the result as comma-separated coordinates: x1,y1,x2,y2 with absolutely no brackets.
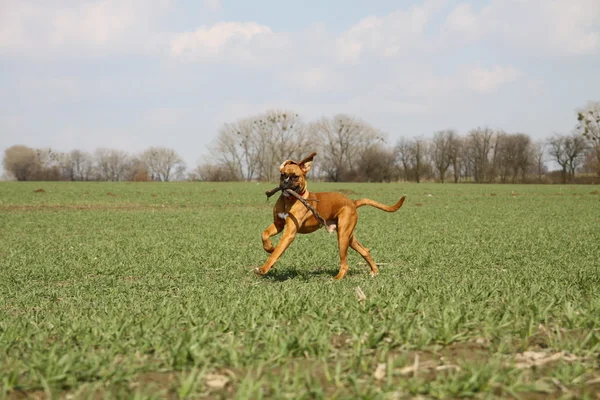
354,195,406,212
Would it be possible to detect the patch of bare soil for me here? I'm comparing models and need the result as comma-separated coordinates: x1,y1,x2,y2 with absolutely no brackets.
590,190,599,195
127,371,179,399
33,188,45,193
331,334,352,349
5,373,180,400
414,203,423,206
6,389,47,399
106,192,117,197
437,340,491,364
337,189,358,195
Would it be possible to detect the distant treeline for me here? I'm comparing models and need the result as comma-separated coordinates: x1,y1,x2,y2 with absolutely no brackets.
3,102,600,184
2,146,186,183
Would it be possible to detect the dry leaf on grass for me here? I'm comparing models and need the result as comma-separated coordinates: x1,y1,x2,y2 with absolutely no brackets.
398,361,460,376
585,377,600,385
355,286,367,302
550,378,570,393
435,364,461,372
205,373,229,390
374,363,386,380
396,353,461,376
512,351,580,369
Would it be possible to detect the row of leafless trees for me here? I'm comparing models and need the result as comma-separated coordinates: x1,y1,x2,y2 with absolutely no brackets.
4,102,599,183
194,104,599,184
2,146,186,182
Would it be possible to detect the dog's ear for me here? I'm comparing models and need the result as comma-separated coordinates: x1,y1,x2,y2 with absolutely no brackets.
279,159,297,172
299,152,316,174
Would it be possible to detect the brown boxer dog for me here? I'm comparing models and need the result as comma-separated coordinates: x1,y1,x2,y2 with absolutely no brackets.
254,152,406,280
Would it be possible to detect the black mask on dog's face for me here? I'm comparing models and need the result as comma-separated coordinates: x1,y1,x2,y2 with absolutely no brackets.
278,152,316,194
280,172,300,190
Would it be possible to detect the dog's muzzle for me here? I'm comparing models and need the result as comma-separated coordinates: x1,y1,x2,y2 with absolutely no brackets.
280,182,302,194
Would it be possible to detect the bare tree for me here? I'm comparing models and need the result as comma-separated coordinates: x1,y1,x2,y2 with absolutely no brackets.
309,114,383,182
393,136,433,182
466,127,495,183
548,135,569,183
94,148,131,181
493,132,531,183
411,137,424,183
576,101,600,177
356,144,397,182
565,134,587,181
209,109,311,181
253,110,311,181
127,157,152,181
73,150,94,181
393,137,412,181
448,134,463,183
512,133,532,182
3,145,38,181
548,133,587,183
432,130,455,183
493,132,511,183
211,118,255,181
210,121,246,181
140,147,186,181
530,140,547,183
58,149,94,181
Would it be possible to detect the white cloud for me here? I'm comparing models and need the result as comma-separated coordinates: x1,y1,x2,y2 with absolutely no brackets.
169,22,289,64
443,0,600,56
467,66,521,93
443,3,479,40
0,0,171,55
335,0,446,63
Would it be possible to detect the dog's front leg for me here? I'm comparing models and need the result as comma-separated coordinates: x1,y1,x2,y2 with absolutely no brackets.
254,218,298,276
262,222,284,253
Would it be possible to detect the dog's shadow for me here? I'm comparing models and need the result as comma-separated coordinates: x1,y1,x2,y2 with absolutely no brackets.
262,267,360,282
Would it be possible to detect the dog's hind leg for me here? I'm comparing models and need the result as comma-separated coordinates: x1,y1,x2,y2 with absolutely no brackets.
333,209,357,280
350,236,378,277
262,222,284,253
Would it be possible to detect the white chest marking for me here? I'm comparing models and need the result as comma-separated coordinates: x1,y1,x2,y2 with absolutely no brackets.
278,212,289,220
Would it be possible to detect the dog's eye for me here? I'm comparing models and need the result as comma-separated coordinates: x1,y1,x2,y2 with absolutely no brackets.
291,175,299,181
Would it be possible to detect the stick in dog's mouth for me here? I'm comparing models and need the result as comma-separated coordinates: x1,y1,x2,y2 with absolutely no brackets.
264,186,333,232
265,186,282,198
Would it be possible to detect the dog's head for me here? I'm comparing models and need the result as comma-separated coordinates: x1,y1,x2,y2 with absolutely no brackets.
279,152,316,195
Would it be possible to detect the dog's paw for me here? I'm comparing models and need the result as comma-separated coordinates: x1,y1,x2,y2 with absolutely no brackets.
253,267,267,276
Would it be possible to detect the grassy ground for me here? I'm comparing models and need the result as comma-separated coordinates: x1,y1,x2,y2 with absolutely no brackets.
0,181,599,399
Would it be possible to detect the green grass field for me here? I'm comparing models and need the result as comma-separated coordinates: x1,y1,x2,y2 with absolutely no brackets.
1,181,599,399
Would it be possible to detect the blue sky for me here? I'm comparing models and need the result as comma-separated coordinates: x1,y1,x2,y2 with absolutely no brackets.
1,0,599,168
